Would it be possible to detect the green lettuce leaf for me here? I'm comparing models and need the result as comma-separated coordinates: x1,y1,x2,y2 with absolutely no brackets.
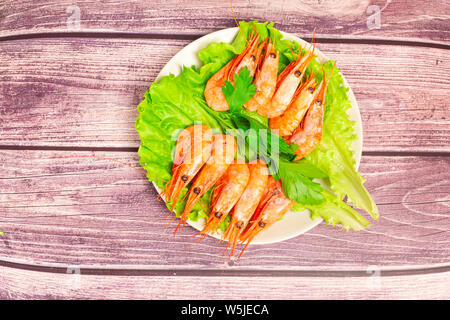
303,61,379,221
292,190,370,231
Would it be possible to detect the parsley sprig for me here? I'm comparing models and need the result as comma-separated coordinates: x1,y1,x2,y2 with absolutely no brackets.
222,67,256,113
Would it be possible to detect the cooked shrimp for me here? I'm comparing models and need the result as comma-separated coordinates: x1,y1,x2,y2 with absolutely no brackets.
223,160,268,256
289,62,336,160
245,40,279,112
238,177,293,257
161,124,213,210
201,162,250,236
204,31,261,111
174,134,237,234
258,38,316,118
269,73,318,137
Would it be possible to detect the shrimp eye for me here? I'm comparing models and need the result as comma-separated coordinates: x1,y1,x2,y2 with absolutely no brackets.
214,212,223,219
294,70,302,77
181,175,188,182
236,222,243,229
308,87,314,93
270,52,276,58
193,187,201,194
258,222,266,228
316,100,323,105
251,55,256,61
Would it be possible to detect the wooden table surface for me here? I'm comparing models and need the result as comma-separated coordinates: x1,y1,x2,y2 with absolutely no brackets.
0,0,449,300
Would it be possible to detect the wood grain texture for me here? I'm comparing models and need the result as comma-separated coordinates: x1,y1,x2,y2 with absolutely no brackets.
0,266,448,299
1,150,449,269
0,38,448,151
0,0,449,300
0,0,449,43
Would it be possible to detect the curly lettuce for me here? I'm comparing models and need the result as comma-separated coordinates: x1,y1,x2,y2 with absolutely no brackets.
304,61,379,221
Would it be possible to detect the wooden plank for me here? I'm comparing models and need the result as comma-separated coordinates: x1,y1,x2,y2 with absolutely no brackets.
1,150,449,269
0,0,449,43
0,38,448,151
0,265,448,299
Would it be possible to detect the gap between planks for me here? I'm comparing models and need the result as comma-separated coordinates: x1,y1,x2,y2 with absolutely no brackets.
0,31,450,50
0,258,449,278
1,266,448,299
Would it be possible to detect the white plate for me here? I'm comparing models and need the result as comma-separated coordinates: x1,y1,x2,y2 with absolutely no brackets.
152,27,362,245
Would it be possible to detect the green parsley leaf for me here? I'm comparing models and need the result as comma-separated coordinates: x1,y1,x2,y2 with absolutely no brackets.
278,158,327,179
222,67,256,113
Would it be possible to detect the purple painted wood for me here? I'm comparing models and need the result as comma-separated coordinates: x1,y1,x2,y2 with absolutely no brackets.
0,39,448,151
1,150,448,269
0,266,448,299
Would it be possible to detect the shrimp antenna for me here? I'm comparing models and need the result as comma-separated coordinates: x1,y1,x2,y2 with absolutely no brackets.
324,61,336,88
309,23,316,54
229,0,246,41
288,44,297,62
320,61,336,105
